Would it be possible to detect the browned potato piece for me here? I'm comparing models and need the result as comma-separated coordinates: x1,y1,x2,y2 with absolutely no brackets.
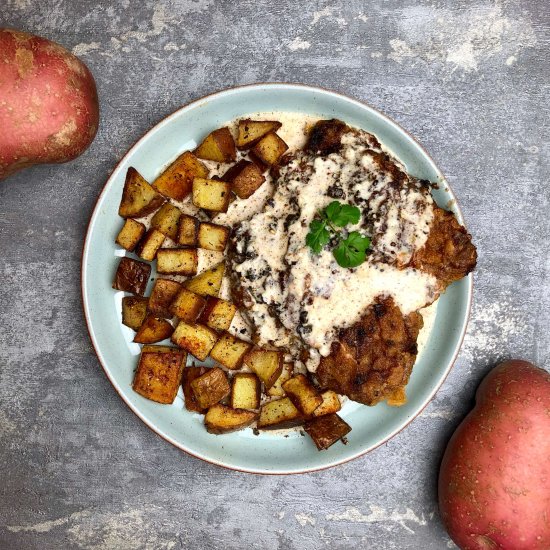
118,167,165,218
209,332,251,370
312,390,342,417
177,214,200,247
192,178,231,212
190,367,230,409
243,348,283,389
198,297,237,332
170,288,206,322
205,404,258,434
304,414,351,450
222,160,266,199
171,321,218,361
282,373,323,416
183,262,225,297
116,219,145,252
148,278,182,318
142,345,179,353
257,397,303,429
121,296,148,331
112,257,151,296
133,315,174,344
156,248,198,275
236,119,282,150
136,229,165,261
250,132,288,166
150,203,182,241
267,363,294,397
182,365,208,413
152,151,208,201
194,127,236,162
230,373,261,410
198,222,230,252
132,349,186,404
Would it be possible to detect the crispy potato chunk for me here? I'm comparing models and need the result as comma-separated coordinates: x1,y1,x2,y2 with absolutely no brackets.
304,414,351,450
132,349,186,404
171,321,218,361
133,315,174,344
190,367,230,409
198,222,230,252
141,345,179,353
112,257,151,296
194,127,236,163
156,248,198,275
312,390,342,417
121,296,148,331
136,228,165,261
182,365,208,413
258,397,303,429
192,178,231,212
150,203,182,241
243,348,283,389
118,167,165,218
230,373,261,410
170,288,206,323
152,151,208,201
204,404,258,434
209,332,251,370
116,219,145,252
282,374,323,416
148,278,182,318
183,262,225,297
250,132,288,166
267,363,294,397
177,214,200,247
236,119,282,150
222,160,266,199
198,297,237,332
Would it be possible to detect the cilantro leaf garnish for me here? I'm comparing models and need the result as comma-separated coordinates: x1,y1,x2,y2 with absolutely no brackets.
333,231,371,268
325,201,361,227
305,219,330,254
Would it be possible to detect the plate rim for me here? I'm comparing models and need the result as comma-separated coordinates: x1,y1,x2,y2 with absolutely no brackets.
81,82,474,475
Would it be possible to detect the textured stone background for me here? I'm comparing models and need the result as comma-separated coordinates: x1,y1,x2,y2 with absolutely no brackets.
1,1,548,548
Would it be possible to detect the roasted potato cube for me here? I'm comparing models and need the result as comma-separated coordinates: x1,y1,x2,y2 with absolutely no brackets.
197,222,230,252
190,367,230,409
248,151,268,173
258,397,303,429
230,373,261,410
194,127,236,163
152,151,208,201
282,374,323,416
171,321,218,361
142,345,179,353
136,228,165,261
148,278,182,318
182,365,208,413
133,315,174,344
192,178,231,212
205,404,258,434
115,219,146,252
198,297,237,332
304,414,351,450
121,296,148,331
209,332,251,370
118,167,165,218
150,203,182,241
250,132,288,166
183,262,225,297
177,214,200,247
312,390,342,417
156,248,198,275
222,160,266,199
243,348,283,389
267,363,294,397
112,257,151,296
132,349,187,404
236,119,282,150
170,288,206,323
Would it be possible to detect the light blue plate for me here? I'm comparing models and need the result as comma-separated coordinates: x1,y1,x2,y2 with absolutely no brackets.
82,84,472,474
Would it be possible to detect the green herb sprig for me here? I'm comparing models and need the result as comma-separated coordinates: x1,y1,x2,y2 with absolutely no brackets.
305,201,371,268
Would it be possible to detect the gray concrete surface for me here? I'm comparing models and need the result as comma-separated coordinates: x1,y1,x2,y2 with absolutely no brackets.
1,1,548,548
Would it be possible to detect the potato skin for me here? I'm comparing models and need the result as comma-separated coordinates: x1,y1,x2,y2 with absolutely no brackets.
439,360,550,550
0,29,99,180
